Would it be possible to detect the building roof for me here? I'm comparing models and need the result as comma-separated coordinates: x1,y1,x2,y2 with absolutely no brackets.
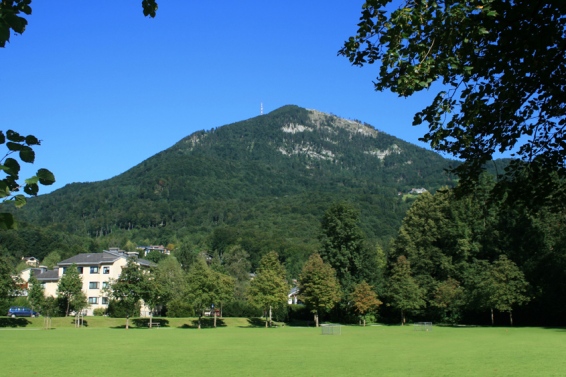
36,269,59,281
58,251,121,266
58,249,155,268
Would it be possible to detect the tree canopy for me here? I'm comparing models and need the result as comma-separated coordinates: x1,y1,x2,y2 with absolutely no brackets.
0,1,158,47
298,253,342,327
340,0,566,207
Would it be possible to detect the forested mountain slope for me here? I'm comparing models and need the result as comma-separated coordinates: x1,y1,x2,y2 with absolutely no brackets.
3,105,470,268
17,106,457,241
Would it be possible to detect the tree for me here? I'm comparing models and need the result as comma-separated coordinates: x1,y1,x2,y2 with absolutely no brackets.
41,251,61,269
106,260,148,329
56,264,84,317
154,256,186,313
186,257,217,329
0,1,158,47
247,251,288,327
27,274,44,314
431,278,465,324
319,203,372,291
0,256,19,307
387,256,425,325
340,0,566,208
0,130,55,229
223,245,252,300
488,255,530,326
298,253,341,327
351,281,382,326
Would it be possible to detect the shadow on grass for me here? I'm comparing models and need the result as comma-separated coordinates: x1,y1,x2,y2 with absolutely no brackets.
72,319,89,327
237,317,285,328
132,318,170,328
0,318,32,328
178,318,226,329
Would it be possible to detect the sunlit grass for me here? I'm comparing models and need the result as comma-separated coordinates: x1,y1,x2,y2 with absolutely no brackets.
1,320,564,376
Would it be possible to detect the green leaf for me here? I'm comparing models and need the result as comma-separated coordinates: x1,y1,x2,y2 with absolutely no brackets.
24,183,38,196
4,158,20,175
37,168,56,185
19,146,35,163
25,176,39,185
6,130,24,142
14,194,26,208
0,131,5,144
0,181,10,198
25,135,40,145
6,142,23,151
0,213,16,230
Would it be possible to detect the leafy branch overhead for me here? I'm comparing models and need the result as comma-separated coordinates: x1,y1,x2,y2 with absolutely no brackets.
0,129,55,229
340,0,566,207
0,0,158,47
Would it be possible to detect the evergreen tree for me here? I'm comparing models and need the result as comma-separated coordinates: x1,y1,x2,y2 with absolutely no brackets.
319,203,373,291
27,274,44,314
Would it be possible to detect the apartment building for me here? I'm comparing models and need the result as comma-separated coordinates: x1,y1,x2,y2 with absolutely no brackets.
35,248,154,316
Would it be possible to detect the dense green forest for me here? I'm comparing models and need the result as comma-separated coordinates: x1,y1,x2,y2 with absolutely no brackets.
6,105,559,326
1,105,464,271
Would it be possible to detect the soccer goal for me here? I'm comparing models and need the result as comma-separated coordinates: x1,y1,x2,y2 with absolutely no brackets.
413,322,433,331
321,324,341,335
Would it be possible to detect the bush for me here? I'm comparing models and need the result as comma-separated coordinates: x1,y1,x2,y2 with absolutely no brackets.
107,300,140,318
165,299,194,318
222,300,262,317
93,308,106,316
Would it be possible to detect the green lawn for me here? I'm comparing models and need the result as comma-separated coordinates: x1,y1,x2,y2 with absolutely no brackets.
1,319,565,376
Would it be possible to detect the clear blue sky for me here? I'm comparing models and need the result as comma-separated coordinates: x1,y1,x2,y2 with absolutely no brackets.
1,1,445,195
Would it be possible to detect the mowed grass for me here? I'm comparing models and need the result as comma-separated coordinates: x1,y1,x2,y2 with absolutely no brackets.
1,320,565,376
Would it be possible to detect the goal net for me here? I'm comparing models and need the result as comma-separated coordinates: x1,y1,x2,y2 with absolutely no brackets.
413,322,433,331
321,324,341,335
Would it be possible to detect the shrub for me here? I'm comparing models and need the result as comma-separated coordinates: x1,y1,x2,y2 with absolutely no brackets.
165,299,194,318
93,308,106,316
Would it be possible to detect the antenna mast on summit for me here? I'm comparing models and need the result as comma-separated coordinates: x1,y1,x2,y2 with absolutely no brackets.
260,102,263,115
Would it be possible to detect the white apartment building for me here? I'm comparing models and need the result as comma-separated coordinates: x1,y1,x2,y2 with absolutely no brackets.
34,248,154,316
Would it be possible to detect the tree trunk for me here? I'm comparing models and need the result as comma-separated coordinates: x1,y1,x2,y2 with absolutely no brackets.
66,299,70,317
491,308,494,326
363,317,366,327
314,313,319,327
126,316,130,330
509,311,513,326
149,312,153,329
269,305,272,327
214,309,217,328
401,310,405,326
198,313,202,329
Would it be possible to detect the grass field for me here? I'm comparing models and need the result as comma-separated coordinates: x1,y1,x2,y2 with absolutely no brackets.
1,318,565,376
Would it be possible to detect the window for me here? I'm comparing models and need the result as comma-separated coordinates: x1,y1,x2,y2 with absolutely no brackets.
103,267,110,274
101,297,109,305
90,266,99,274
62,267,67,274
77,267,83,274
102,282,108,289
89,282,99,289
88,297,98,304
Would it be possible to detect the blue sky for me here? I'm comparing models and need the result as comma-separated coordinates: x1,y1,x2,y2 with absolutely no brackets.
1,1,444,194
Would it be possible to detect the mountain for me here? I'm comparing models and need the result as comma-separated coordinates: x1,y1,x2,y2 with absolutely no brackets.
8,105,460,270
